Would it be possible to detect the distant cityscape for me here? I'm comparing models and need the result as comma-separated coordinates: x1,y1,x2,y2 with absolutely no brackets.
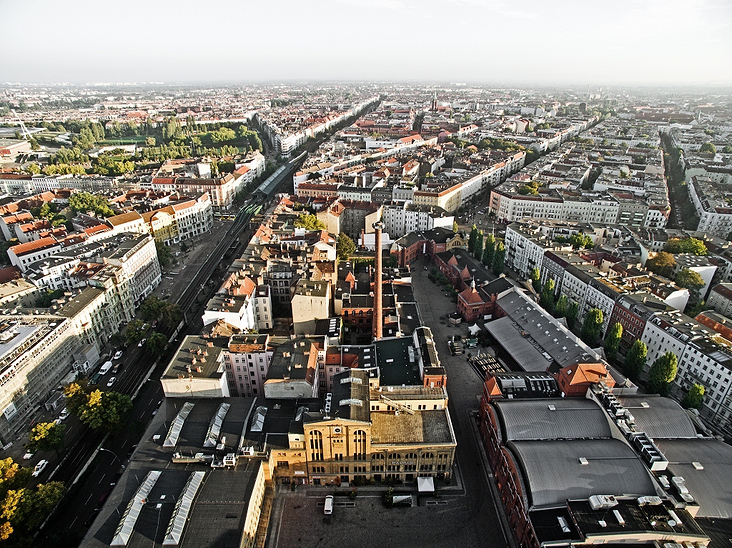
0,82,731,548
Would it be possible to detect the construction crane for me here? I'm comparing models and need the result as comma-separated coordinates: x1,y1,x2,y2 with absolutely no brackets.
379,394,415,415
11,110,32,141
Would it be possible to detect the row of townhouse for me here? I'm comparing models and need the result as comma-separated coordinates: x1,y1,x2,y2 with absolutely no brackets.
256,97,380,157
504,223,690,337
0,173,117,195
490,187,668,228
640,309,732,434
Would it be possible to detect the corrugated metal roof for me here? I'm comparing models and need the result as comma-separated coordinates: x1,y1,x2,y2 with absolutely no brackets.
655,438,732,519
496,398,612,441
509,439,656,508
616,396,697,439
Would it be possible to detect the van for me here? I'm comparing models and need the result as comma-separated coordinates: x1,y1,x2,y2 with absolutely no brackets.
323,495,333,515
99,361,113,375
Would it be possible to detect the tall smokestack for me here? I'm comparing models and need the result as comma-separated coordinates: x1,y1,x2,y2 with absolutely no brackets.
373,221,384,340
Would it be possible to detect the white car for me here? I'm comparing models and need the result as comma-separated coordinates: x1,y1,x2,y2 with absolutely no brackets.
113,351,123,360
23,451,34,460
32,460,48,477
138,338,146,347
58,408,69,421
107,377,116,387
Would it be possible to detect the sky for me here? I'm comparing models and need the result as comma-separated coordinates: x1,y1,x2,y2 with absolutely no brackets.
2,0,732,87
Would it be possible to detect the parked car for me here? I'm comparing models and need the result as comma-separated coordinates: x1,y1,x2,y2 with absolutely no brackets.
107,377,116,387
138,338,146,347
113,350,123,360
323,495,333,515
58,408,69,421
32,460,48,477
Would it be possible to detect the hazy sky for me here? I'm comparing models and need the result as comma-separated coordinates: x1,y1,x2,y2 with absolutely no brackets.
2,0,731,86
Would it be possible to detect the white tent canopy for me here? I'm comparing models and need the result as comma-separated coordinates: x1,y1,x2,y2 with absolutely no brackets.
417,477,435,493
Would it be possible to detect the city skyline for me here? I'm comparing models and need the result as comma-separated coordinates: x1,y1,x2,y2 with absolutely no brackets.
2,0,732,87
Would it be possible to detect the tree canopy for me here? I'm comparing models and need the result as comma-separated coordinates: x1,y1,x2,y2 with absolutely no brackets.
699,142,716,154
492,241,505,275
539,279,555,313
336,233,356,261
294,213,326,230
646,251,676,277
482,233,495,266
569,233,594,250
581,308,604,347
676,268,705,303
68,192,114,217
27,422,65,456
647,352,678,396
681,383,705,410
147,332,168,356
0,457,63,544
604,322,623,363
623,340,647,381
663,237,707,256
63,383,132,433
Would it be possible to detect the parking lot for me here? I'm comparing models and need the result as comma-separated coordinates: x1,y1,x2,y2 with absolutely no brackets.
270,487,497,548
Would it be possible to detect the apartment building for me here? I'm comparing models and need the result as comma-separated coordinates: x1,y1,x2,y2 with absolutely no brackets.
0,316,79,444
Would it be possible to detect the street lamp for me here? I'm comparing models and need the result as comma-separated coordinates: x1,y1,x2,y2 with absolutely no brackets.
98,447,124,469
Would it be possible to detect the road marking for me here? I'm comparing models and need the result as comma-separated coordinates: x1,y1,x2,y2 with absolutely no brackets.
85,493,93,505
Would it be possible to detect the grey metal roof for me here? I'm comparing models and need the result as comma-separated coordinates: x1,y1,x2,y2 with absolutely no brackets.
654,438,732,519
486,316,552,372
616,396,698,439
508,439,657,508
495,398,613,442
493,289,604,370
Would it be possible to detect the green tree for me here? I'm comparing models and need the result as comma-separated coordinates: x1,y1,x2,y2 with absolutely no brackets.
140,296,166,321
530,267,541,292
337,233,356,261
623,340,647,381
681,383,705,410
25,162,40,175
581,308,604,346
474,231,484,259
294,213,326,230
663,238,707,256
78,390,133,433
468,224,478,254
647,352,678,396
63,382,89,416
145,136,156,147
27,422,65,458
646,251,676,277
569,233,593,250
539,279,555,312
161,303,182,329
604,322,623,363
699,142,716,154
156,241,172,268
452,220,459,233
147,332,168,356
492,241,505,275
482,233,495,266
676,268,705,303
565,301,579,330
554,294,569,318
68,192,114,217
125,319,146,346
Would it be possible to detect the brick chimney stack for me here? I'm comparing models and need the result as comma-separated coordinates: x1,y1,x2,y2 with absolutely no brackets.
373,221,384,340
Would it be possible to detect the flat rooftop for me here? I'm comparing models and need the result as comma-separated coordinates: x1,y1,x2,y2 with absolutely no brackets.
161,335,228,380
375,337,422,386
